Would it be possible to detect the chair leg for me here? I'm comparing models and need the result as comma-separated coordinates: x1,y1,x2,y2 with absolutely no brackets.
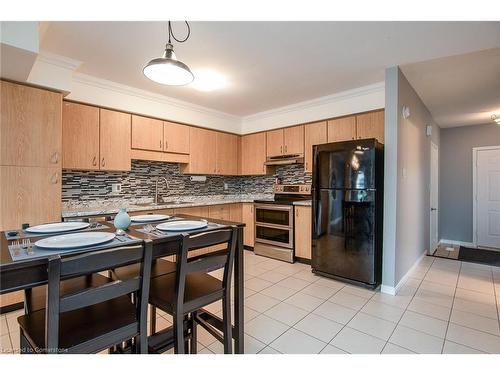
173,313,185,354
149,305,156,335
222,296,232,354
190,312,198,354
20,330,32,354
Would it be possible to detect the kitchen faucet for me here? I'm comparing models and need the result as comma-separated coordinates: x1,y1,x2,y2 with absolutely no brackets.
155,177,169,204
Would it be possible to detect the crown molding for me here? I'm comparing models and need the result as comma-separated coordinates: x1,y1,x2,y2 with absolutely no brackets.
36,50,82,71
242,82,385,124
72,72,241,125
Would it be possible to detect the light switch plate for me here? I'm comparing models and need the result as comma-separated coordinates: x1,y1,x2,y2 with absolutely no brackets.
111,183,122,193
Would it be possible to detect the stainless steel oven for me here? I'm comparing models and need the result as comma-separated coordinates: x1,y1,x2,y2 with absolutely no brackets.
254,204,294,262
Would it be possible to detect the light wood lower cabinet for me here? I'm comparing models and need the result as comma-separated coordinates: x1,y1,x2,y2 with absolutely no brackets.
1,81,62,168
241,203,255,247
304,121,327,173
208,204,231,221
294,206,311,260
173,206,210,218
0,291,24,309
229,203,242,223
99,109,131,171
0,166,61,231
240,132,268,175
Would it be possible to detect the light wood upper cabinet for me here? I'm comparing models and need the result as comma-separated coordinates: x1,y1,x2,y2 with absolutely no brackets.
131,115,163,151
0,166,61,231
182,127,217,174
163,121,190,154
240,132,268,175
327,116,356,143
62,102,100,170
304,121,327,173
294,206,311,260
266,129,284,157
241,203,255,247
1,81,62,168
216,132,239,175
356,110,385,143
99,109,131,171
284,125,304,155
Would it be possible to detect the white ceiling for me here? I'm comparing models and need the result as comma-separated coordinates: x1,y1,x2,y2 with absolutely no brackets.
401,48,500,128
40,21,500,117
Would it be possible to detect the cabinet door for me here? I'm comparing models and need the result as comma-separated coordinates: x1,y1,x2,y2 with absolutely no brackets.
131,115,163,151
242,203,255,247
62,102,100,170
0,166,61,231
294,206,311,260
99,109,131,171
1,81,62,168
216,132,239,175
327,116,356,143
356,110,385,143
208,204,231,220
266,128,284,157
304,121,327,173
174,206,209,218
163,121,190,154
283,125,304,155
241,132,267,175
184,127,217,174
229,203,242,222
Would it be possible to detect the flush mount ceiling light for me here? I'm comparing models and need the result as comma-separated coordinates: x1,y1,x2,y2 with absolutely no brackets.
492,114,500,125
143,21,194,86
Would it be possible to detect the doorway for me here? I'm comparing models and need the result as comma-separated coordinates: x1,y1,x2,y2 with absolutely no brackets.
429,141,439,254
473,146,500,249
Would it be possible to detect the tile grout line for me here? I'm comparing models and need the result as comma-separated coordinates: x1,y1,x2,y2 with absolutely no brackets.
440,260,462,353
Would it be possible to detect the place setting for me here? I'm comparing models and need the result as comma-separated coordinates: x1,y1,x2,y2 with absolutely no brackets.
4,221,108,240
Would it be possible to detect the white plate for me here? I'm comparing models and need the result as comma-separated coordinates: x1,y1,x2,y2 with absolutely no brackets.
131,214,170,222
25,222,90,234
156,220,208,231
35,232,116,250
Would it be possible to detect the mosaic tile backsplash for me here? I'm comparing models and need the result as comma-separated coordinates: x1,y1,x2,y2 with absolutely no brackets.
62,160,312,203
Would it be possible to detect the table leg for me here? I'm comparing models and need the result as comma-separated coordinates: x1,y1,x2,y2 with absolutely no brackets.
234,227,244,354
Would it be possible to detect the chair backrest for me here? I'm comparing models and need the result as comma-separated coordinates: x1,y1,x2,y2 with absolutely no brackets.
174,227,238,310
45,241,153,351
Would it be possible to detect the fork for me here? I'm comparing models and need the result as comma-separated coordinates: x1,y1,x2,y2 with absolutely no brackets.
9,240,20,256
22,239,34,255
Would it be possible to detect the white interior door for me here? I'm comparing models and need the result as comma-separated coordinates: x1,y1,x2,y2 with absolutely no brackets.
476,147,500,249
430,142,439,253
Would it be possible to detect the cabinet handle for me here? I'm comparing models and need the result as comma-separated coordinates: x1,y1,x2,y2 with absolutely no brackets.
305,162,308,170
50,172,59,184
165,140,168,150
280,145,283,154
101,157,105,167
50,151,59,164
92,156,97,166
285,145,287,153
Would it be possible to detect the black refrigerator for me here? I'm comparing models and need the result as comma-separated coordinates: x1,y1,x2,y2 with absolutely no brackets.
311,139,384,288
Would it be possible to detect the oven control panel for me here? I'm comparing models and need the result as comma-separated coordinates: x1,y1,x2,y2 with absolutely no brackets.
273,184,311,195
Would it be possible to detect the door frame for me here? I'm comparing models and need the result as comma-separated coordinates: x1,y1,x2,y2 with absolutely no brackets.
472,145,500,248
429,141,439,254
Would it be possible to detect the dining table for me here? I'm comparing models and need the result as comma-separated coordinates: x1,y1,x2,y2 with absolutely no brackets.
0,214,245,354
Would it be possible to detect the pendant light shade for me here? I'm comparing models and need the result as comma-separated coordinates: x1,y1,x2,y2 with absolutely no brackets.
143,43,194,85
143,21,194,86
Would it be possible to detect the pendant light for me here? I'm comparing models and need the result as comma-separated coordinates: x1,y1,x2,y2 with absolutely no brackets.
143,21,194,86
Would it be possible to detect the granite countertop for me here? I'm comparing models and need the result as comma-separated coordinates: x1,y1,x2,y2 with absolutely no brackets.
293,200,312,206
62,194,273,218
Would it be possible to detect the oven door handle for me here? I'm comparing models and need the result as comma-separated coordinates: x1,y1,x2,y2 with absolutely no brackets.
255,204,293,212
255,222,293,230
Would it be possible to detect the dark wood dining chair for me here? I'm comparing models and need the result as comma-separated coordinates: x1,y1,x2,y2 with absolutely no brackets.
17,241,153,354
148,226,238,354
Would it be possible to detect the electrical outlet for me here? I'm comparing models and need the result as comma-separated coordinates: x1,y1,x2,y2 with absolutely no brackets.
111,183,122,193
223,182,229,191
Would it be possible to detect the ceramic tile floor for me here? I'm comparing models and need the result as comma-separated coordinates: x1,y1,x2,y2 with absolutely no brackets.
1,251,500,354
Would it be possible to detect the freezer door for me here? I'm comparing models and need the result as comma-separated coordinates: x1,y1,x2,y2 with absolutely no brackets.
312,188,376,285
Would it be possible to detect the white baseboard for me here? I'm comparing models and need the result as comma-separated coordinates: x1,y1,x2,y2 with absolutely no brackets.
439,238,475,248
381,251,427,296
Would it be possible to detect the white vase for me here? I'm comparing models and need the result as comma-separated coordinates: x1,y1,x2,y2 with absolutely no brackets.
114,208,131,230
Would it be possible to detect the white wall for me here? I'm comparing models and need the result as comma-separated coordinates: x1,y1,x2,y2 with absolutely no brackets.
382,66,440,294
